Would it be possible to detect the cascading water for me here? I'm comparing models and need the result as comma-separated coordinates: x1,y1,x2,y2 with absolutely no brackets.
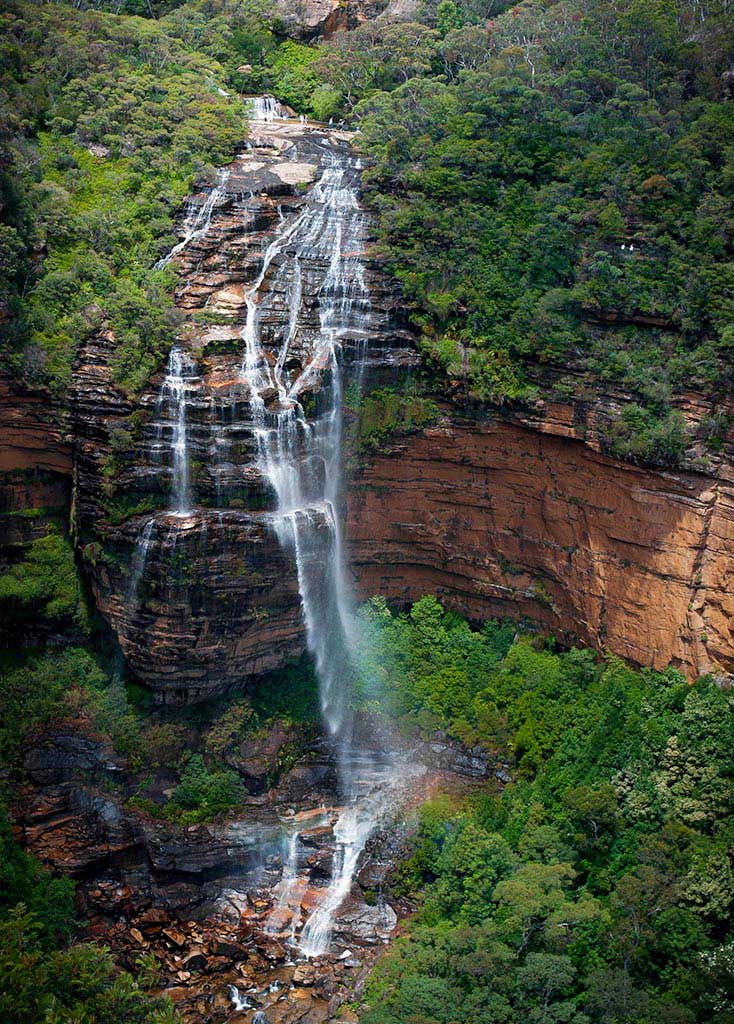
128,347,198,605
154,168,229,269
247,95,288,122
240,136,405,956
128,517,157,604
156,346,198,517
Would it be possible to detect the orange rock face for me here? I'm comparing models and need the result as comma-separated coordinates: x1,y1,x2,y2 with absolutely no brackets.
347,413,734,679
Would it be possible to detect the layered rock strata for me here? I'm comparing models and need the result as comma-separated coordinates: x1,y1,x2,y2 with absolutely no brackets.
348,406,734,679
69,120,413,702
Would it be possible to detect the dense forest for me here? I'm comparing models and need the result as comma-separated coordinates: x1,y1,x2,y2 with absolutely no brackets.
1,0,733,1022
358,597,734,1023
2,552,733,1021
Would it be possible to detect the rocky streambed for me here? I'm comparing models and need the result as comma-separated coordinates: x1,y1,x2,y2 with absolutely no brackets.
17,713,508,1023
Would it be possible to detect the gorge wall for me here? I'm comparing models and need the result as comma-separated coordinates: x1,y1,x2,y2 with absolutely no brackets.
3,124,734,695
347,403,734,679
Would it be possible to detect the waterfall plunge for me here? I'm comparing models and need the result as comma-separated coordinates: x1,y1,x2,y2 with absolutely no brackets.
241,146,370,744
241,140,405,956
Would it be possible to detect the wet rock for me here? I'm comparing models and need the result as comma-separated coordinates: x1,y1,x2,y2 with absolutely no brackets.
307,848,333,878
299,825,334,849
145,823,232,874
66,121,415,705
292,962,316,986
212,937,245,958
333,897,398,946
181,949,208,972
24,730,126,785
414,732,495,779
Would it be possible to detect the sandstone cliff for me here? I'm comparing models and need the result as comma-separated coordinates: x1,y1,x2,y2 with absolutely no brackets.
348,404,734,679
272,0,420,40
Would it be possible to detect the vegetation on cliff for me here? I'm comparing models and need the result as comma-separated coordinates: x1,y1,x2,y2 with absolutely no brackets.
358,596,734,1024
0,550,179,1013
0,0,320,395
3,0,732,464
314,0,734,466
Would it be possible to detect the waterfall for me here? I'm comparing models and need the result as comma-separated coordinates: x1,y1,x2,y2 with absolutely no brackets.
267,829,307,943
299,758,405,957
156,346,198,516
127,347,197,605
227,986,252,1012
247,95,287,122
127,517,157,604
240,144,371,741
241,137,403,956
154,169,229,269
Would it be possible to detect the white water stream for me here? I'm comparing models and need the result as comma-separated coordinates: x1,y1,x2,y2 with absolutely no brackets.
240,132,404,956
128,109,405,957
246,95,288,122
129,347,197,602
156,346,198,517
154,168,229,270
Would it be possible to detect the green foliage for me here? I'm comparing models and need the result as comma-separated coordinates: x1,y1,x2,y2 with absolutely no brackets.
0,648,106,770
248,655,320,724
604,404,688,467
203,697,254,760
312,0,734,464
0,907,178,1023
349,384,441,452
0,809,75,949
0,0,242,393
355,595,516,743
266,40,321,113
167,753,244,821
360,598,734,1024
0,531,89,630
0,786,176,1022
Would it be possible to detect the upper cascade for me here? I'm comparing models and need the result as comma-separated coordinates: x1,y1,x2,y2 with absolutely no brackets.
245,94,290,122
73,105,416,704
